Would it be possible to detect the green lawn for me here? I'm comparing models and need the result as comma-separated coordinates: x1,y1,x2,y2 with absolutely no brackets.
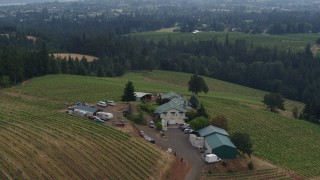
6,70,320,178
131,31,320,51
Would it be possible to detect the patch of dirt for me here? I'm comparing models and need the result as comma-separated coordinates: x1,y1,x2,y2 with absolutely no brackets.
162,158,190,180
22,79,32,85
5,91,45,101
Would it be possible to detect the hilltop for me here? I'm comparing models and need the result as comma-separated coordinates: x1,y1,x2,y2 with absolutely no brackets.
1,70,320,178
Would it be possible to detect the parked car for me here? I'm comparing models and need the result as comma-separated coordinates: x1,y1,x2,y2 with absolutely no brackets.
179,123,187,129
97,101,108,107
88,115,97,120
149,121,155,128
139,130,145,137
184,128,194,134
181,124,190,131
94,117,105,123
106,100,115,106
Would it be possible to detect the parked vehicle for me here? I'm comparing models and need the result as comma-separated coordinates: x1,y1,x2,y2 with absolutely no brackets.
97,101,108,107
149,121,155,128
179,123,187,129
184,128,194,134
181,124,190,131
94,117,105,123
205,154,221,163
88,115,97,120
96,112,113,120
106,100,115,106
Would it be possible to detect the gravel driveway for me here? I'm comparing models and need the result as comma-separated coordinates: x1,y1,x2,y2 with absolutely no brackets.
138,125,206,180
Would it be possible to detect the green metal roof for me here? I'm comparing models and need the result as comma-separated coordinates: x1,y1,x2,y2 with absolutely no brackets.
75,105,98,113
197,125,229,137
155,101,188,114
161,92,181,100
205,133,236,150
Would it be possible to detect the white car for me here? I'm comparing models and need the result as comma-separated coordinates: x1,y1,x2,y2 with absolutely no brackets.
106,100,115,106
184,128,194,134
97,101,108,107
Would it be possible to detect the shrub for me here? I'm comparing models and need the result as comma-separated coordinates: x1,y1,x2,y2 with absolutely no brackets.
190,116,209,130
248,162,254,170
211,114,228,131
156,122,162,131
222,161,228,167
139,101,157,113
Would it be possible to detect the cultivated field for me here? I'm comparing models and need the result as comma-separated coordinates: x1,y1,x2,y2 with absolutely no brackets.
131,32,320,51
4,70,320,178
0,89,171,179
52,53,98,62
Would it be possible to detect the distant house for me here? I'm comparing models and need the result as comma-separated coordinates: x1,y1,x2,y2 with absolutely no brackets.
160,92,183,104
134,92,153,102
155,92,191,131
197,125,237,159
74,105,98,117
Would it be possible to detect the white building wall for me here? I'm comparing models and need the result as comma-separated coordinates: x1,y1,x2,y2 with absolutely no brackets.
205,141,212,154
160,109,186,125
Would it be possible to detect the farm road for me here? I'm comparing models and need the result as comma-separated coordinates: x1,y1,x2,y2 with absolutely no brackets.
138,125,205,180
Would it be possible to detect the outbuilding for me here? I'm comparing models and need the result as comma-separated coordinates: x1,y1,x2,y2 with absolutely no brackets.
74,105,98,117
204,133,237,159
196,125,237,159
134,92,153,102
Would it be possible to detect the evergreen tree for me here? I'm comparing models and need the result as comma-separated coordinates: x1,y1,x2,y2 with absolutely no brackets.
189,95,199,109
121,81,136,102
196,103,209,118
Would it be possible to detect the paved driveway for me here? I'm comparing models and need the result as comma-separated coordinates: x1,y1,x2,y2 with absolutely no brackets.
138,125,206,180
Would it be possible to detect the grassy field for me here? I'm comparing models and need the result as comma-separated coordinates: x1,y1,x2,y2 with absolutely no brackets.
3,70,320,178
0,79,171,179
131,31,320,51
52,53,98,62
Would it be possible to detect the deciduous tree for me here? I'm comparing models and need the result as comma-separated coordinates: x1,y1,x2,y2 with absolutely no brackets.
263,93,285,112
188,74,209,96
230,132,253,157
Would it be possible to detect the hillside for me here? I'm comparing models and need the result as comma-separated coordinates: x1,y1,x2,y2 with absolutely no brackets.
0,79,171,179
131,31,319,51
2,70,320,178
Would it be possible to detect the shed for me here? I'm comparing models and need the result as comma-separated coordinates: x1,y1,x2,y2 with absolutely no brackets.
197,125,229,137
74,105,98,117
134,92,153,102
204,133,237,159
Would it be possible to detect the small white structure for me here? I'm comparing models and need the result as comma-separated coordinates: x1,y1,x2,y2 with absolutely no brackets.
205,154,221,163
134,92,153,101
189,134,204,148
74,109,87,117
96,112,113,120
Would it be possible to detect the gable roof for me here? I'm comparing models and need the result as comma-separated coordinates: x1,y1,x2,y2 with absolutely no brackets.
161,92,181,100
74,105,97,113
134,92,152,98
205,133,236,149
197,125,229,137
155,101,188,114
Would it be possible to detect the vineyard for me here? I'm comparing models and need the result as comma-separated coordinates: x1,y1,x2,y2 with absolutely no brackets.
132,31,320,51
204,168,292,180
4,70,320,178
0,91,171,179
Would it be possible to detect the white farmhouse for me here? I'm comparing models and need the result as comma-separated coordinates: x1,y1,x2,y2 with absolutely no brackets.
155,93,191,131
